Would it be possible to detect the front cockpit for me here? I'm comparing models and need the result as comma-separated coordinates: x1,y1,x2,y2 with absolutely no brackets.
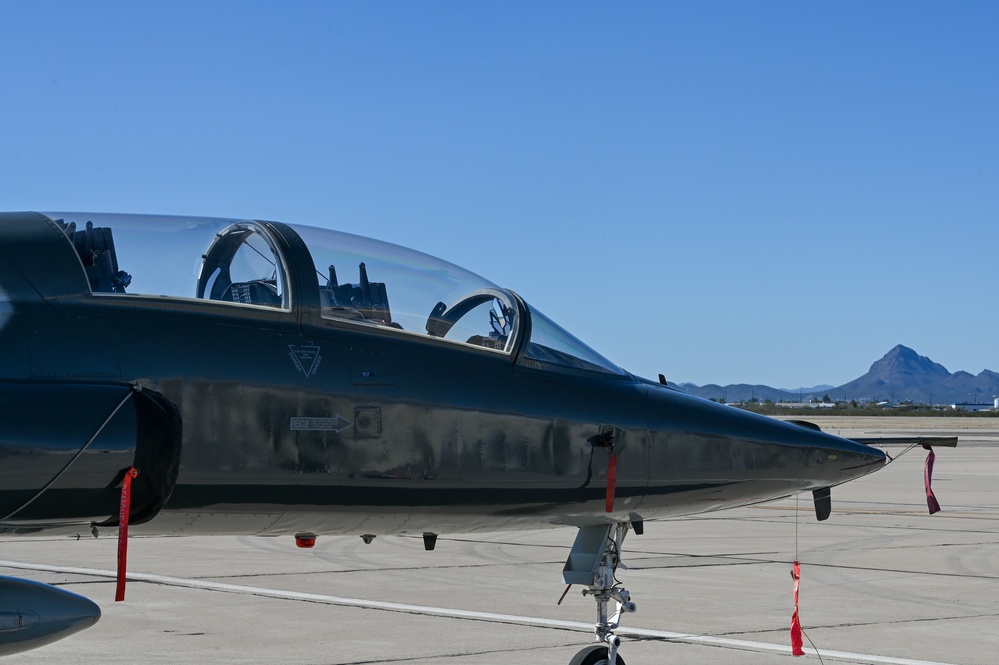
289,223,522,355
34,212,624,376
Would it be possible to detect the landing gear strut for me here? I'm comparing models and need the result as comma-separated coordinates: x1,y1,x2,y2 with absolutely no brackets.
563,523,636,665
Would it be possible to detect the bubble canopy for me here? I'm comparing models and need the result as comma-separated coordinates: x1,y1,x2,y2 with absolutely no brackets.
44,213,624,376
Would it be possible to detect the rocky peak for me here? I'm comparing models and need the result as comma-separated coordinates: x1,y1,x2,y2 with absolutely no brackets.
867,344,950,383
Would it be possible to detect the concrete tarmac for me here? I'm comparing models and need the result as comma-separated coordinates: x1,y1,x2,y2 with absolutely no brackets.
3,419,998,664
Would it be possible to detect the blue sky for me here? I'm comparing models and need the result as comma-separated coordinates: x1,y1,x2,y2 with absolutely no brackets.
3,1,997,388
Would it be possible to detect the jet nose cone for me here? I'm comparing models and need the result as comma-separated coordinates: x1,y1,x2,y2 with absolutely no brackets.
834,437,887,478
0,576,101,656
790,421,887,482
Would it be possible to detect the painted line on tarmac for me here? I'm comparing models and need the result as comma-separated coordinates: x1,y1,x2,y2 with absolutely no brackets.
1,560,958,665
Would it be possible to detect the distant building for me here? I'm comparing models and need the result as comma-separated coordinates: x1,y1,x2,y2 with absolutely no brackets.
949,401,997,412
775,402,837,409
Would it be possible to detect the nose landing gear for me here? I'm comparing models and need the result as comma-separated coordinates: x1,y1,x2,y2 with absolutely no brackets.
563,522,635,665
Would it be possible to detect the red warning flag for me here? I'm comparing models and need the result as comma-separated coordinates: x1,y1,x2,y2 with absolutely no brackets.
790,561,804,656
116,467,139,602
605,450,617,513
924,447,941,515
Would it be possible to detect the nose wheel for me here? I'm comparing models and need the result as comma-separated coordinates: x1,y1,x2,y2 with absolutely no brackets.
562,522,636,665
569,645,628,665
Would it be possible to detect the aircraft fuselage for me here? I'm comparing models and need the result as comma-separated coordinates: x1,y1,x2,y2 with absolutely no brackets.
0,212,886,539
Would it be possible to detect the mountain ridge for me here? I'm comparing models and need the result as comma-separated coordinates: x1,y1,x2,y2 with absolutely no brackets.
683,345,998,405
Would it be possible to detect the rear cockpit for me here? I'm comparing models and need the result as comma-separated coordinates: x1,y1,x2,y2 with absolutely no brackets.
196,222,289,309
56,220,132,294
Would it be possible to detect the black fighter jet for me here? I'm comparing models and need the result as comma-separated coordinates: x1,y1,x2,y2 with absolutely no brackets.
0,212,892,663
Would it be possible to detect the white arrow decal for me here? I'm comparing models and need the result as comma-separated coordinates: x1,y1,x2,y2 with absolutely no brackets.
290,416,353,433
